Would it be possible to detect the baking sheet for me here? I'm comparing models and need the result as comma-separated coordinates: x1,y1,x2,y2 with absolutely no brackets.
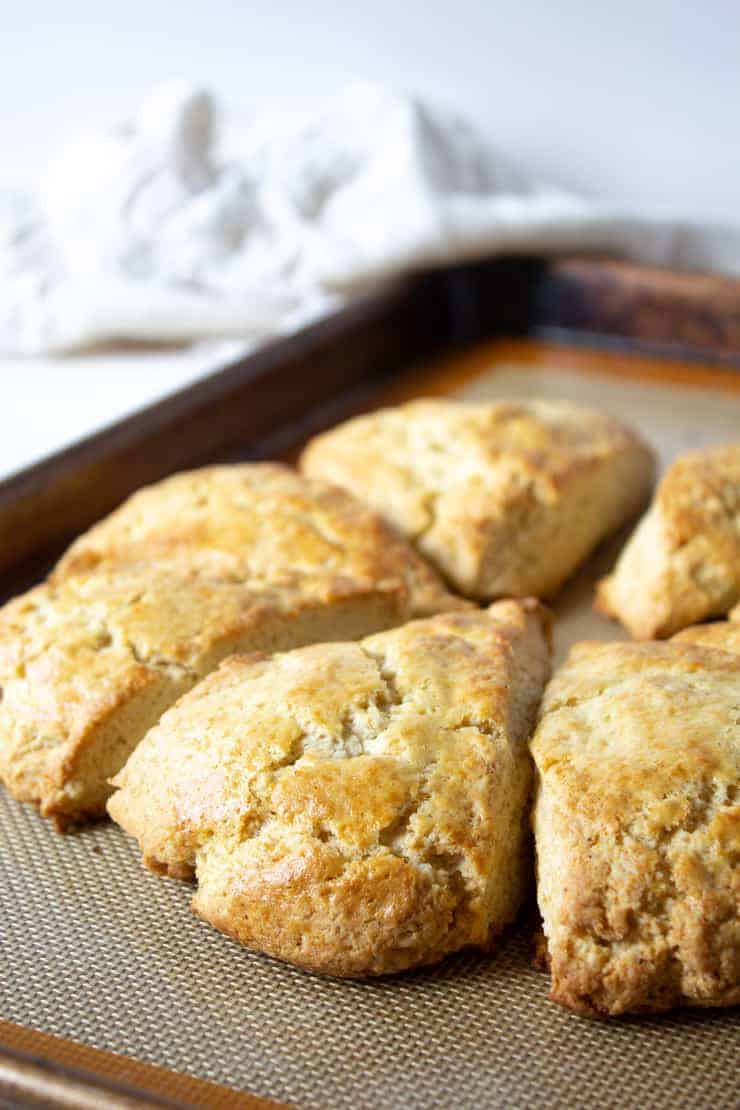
1,358,739,1109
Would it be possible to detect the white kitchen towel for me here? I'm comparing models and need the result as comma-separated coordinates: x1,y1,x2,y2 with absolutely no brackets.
2,80,739,356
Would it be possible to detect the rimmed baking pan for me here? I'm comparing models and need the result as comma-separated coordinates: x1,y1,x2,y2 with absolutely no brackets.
1,256,738,1109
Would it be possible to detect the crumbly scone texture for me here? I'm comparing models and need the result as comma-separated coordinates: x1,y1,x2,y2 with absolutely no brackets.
0,568,404,826
53,462,466,619
109,601,551,977
532,638,740,1016
673,609,740,654
596,444,740,638
300,398,655,600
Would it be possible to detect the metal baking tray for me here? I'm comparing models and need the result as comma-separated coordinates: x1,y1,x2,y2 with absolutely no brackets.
1,256,738,1109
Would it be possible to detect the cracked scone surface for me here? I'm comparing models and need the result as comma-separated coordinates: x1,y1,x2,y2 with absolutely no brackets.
0,568,405,826
532,638,740,1016
53,462,465,619
597,444,740,638
108,601,551,977
300,398,654,600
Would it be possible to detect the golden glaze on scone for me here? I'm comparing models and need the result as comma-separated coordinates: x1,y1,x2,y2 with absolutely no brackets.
109,601,551,977
0,568,406,827
532,638,740,1016
300,398,654,600
54,463,465,619
597,444,740,638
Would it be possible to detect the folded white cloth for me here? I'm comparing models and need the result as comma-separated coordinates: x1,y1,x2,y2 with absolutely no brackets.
2,81,739,355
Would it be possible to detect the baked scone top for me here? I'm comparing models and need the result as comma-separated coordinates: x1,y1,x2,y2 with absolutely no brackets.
657,443,740,530
301,398,654,599
532,637,740,1015
597,444,740,638
53,463,466,619
1,567,380,823
109,600,551,976
672,609,740,654
535,640,740,813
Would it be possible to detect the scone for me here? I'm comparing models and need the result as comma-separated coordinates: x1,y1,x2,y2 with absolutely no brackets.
2,464,466,828
532,637,740,1016
54,462,465,619
108,601,551,977
596,444,740,638
672,603,740,654
0,568,408,827
300,399,654,600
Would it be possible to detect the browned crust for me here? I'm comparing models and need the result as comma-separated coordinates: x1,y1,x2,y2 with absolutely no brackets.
0,569,405,825
672,612,740,655
0,463,471,826
52,462,466,620
597,444,740,638
109,601,551,976
532,638,740,1016
300,398,655,601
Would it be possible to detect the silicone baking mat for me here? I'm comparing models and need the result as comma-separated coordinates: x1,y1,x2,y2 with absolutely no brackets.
1,358,738,1108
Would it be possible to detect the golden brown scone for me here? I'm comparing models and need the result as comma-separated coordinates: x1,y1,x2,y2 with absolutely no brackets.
109,601,551,977
53,463,466,619
300,398,654,600
596,444,740,638
672,609,740,655
532,639,740,1017
0,568,405,827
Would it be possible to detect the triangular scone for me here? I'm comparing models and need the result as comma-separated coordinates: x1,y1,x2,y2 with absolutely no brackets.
532,638,740,1017
53,463,465,619
597,445,740,638
300,399,654,600
109,601,551,977
0,568,409,827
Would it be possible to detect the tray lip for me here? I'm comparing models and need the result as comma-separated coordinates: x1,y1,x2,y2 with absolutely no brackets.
1,255,739,590
2,254,740,1106
0,270,432,592
0,1019,281,1109
0,277,414,493
3,254,739,497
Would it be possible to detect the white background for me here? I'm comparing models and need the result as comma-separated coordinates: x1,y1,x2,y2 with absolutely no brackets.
1,1,738,478
3,0,738,221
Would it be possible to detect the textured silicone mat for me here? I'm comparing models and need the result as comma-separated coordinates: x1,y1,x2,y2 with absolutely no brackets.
2,795,738,1110
2,361,739,1108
